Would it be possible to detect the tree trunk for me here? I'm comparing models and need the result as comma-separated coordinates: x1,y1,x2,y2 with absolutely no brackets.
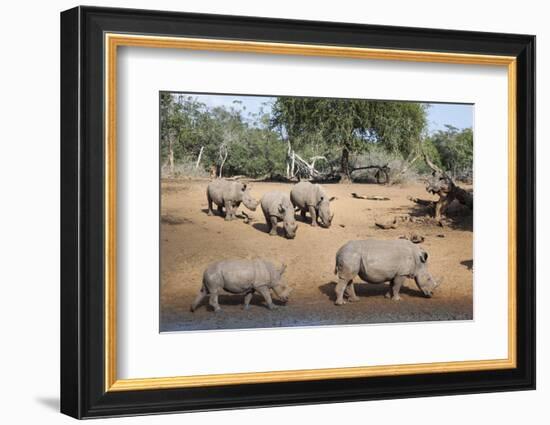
339,147,351,183
195,146,204,169
219,151,228,178
168,142,174,176
218,144,228,178
286,139,292,179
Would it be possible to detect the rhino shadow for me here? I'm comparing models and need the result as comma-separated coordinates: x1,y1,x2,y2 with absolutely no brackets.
201,208,250,221
318,280,428,302
252,222,287,238
201,208,222,217
192,293,286,312
294,211,314,225
408,201,473,232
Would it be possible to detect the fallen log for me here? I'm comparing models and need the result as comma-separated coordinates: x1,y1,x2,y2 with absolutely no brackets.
352,193,390,201
350,165,390,184
423,151,473,221
375,217,398,229
224,175,246,181
399,232,425,244
407,195,434,207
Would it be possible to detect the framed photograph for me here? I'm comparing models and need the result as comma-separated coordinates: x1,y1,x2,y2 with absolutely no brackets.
60,6,535,419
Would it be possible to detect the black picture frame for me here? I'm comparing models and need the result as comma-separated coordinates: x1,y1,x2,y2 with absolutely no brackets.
61,5,535,419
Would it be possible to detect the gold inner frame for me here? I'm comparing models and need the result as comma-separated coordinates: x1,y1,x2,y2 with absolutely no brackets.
104,33,517,392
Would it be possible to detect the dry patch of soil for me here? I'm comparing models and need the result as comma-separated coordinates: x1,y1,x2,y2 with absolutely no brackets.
160,179,473,332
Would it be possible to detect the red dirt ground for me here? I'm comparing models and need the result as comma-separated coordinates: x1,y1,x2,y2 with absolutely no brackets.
160,179,473,332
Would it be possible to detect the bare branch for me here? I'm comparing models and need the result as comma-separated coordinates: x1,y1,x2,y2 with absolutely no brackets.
422,150,445,175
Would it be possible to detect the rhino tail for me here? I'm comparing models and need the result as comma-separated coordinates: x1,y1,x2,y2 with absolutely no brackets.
200,272,211,295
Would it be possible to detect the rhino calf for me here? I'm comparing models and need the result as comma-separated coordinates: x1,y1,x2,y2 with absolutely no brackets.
333,239,439,305
190,259,292,312
260,191,298,239
290,181,334,228
206,179,258,221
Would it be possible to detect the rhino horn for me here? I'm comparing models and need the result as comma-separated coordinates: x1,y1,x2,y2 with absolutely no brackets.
434,276,444,288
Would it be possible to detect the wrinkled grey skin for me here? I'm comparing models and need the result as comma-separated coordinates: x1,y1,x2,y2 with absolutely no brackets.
290,182,334,228
206,179,259,221
333,239,439,305
190,259,292,312
260,191,298,239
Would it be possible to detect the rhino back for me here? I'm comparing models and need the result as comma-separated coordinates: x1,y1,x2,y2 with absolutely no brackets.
207,180,243,205
261,191,292,218
290,182,317,208
205,259,273,293
362,240,418,277
337,240,418,282
207,180,230,204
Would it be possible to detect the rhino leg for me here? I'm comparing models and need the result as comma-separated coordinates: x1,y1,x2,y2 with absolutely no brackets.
269,216,278,236
257,286,277,310
190,287,207,312
334,278,350,305
385,275,405,301
243,292,253,310
217,204,224,216
262,210,272,233
209,290,221,312
345,282,360,302
224,200,234,221
207,193,214,216
308,205,317,226
300,209,307,222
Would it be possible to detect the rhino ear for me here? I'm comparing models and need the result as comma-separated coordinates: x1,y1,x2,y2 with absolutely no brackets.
278,204,286,213
279,264,287,276
241,183,247,191
419,249,428,263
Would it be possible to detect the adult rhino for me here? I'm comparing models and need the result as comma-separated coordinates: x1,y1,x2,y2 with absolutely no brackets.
190,259,292,312
333,239,440,305
206,179,258,221
260,191,298,239
290,181,335,228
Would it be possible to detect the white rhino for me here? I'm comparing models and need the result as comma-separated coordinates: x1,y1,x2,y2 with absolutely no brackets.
290,181,334,228
333,239,440,305
260,191,298,239
206,179,258,221
190,259,292,312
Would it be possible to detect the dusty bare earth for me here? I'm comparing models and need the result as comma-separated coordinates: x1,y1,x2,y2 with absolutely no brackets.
160,179,473,332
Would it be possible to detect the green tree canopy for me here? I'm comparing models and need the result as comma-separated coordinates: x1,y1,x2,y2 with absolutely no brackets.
271,98,427,179
427,125,473,178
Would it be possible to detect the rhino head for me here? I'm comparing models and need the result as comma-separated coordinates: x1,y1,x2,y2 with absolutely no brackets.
240,183,259,211
279,204,298,239
272,264,293,303
414,248,440,297
317,196,335,228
